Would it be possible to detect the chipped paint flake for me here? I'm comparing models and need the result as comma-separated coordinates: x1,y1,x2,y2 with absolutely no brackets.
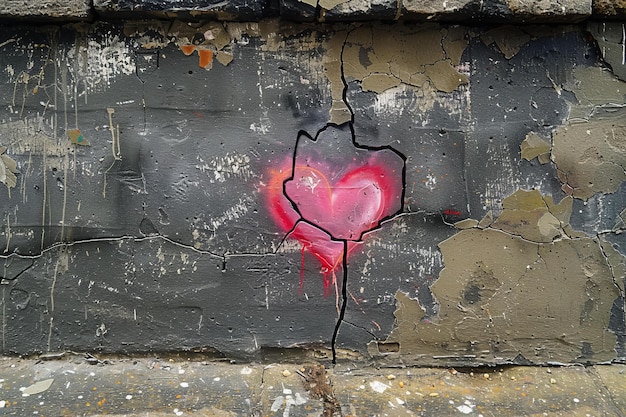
520,132,550,163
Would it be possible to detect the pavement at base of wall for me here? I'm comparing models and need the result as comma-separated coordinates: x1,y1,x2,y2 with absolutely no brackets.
0,354,624,417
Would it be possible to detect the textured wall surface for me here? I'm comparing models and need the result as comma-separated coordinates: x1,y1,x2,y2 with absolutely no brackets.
0,19,625,365
0,0,624,21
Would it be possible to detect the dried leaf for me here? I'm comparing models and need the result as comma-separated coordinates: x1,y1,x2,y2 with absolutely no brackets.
21,378,54,396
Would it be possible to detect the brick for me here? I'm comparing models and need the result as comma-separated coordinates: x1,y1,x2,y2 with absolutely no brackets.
0,0,91,19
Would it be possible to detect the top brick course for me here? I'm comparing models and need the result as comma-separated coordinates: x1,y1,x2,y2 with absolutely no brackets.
0,0,624,22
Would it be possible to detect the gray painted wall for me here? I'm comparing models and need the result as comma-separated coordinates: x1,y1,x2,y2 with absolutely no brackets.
0,15,625,365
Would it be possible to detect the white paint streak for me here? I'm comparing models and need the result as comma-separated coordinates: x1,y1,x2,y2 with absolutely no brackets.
209,196,252,232
274,239,303,254
481,139,519,216
70,34,135,93
196,152,254,183
366,239,443,275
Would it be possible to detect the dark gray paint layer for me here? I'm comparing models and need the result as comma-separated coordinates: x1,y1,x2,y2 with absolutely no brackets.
0,21,624,364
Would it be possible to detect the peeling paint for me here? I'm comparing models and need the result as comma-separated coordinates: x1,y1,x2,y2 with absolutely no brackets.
384,190,624,364
520,131,550,164
552,110,626,200
587,22,626,82
0,21,624,363
568,66,625,107
0,146,19,189
490,189,572,243
342,24,469,94
481,26,530,59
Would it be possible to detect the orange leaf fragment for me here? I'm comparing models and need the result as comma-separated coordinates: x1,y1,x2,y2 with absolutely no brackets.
198,49,213,69
180,44,196,56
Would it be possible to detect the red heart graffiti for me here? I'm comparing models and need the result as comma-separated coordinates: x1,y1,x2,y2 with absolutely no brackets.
286,164,396,241
265,152,403,288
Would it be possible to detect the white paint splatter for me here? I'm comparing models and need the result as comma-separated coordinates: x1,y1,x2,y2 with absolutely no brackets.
70,34,135,93
196,152,254,183
369,380,391,393
481,139,519,216
209,196,252,231
425,172,437,191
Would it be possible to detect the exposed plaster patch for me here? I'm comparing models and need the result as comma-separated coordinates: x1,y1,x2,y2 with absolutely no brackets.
520,131,551,164
342,23,469,95
382,190,624,364
490,189,572,243
551,110,626,200
319,0,349,9
482,26,531,59
482,26,578,60
568,66,625,107
361,73,401,94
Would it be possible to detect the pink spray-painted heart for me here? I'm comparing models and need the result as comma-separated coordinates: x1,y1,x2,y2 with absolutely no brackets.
265,149,403,291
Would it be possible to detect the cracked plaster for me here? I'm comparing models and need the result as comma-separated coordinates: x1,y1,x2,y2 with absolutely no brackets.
382,189,625,364
0,21,624,364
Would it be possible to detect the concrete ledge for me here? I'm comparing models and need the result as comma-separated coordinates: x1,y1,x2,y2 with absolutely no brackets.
0,0,92,20
0,355,625,416
0,0,624,22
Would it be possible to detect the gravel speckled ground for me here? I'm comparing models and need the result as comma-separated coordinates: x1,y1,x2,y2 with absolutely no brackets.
0,354,624,416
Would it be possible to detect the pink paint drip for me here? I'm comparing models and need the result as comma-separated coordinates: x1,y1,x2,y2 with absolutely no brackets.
265,149,403,293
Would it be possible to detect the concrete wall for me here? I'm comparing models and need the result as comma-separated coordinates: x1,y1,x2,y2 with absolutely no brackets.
0,2,625,366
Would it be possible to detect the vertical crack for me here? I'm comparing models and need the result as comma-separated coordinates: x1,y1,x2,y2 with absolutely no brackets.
329,27,354,365
331,240,348,364
595,236,626,357
268,27,406,363
596,236,625,299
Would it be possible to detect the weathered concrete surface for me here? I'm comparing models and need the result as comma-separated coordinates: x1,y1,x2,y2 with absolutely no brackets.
0,356,625,416
587,22,626,82
2,0,626,21
93,0,273,21
0,20,625,366
398,0,591,22
0,0,91,19
593,0,626,16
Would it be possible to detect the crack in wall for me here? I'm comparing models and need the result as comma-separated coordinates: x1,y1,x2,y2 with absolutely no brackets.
264,26,409,363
